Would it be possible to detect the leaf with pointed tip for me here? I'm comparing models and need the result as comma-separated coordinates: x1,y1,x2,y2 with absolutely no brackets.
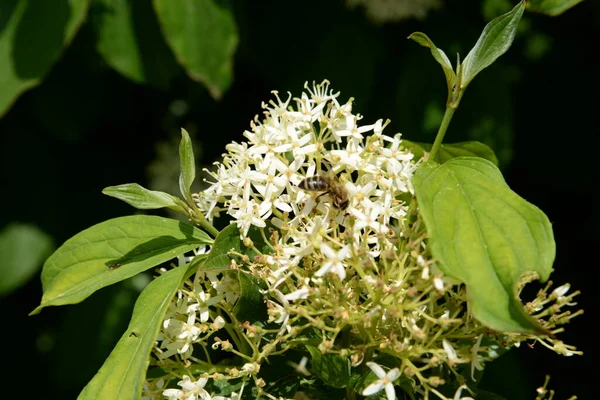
153,0,238,99
78,263,191,400
413,157,555,334
403,140,499,166
461,1,525,87
179,128,196,203
103,183,188,213
408,32,456,92
30,215,211,315
527,0,584,16
202,224,241,272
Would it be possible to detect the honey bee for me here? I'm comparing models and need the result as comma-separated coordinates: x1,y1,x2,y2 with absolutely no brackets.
298,174,350,210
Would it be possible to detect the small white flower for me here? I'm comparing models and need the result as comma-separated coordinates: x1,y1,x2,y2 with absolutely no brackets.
443,339,458,364
362,361,400,400
283,286,310,301
315,243,351,279
231,199,267,237
241,362,261,375
212,315,226,330
552,283,571,298
163,375,211,400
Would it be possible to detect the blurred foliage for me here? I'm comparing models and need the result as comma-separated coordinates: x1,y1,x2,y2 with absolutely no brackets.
0,223,54,295
0,0,595,398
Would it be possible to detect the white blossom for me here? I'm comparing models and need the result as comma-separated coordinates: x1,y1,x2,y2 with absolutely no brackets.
163,375,211,400
362,361,400,400
315,243,351,279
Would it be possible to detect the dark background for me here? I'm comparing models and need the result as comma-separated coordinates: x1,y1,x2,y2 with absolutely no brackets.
0,1,596,398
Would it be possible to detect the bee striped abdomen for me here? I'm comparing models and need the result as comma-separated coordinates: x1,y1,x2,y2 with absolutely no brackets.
298,175,330,192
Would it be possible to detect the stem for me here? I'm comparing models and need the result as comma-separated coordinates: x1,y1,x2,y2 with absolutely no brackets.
429,107,455,162
198,215,220,238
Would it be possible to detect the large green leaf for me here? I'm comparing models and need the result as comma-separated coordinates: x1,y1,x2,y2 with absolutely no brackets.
413,157,554,334
0,0,89,117
30,215,211,315
78,263,191,400
153,0,238,99
461,1,524,87
0,223,54,295
93,0,179,87
403,140,499,166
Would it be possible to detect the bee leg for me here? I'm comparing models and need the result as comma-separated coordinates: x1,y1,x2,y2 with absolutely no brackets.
315,192,328,203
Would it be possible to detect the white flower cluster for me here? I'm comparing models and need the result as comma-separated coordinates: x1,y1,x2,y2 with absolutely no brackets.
195,80,416,282
145,81,582,400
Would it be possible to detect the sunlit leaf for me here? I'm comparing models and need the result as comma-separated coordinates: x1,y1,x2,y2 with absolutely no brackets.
0,223,54,295
0,0,89,117
78,264,191,400
153,0,238,99
413,157,554,333
461,1,525,87
103,183,188,213
31,215,211,315
102,183,186,212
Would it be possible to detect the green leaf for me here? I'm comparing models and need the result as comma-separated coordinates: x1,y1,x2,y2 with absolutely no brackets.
201,223,274,271
234,271,267,323
0,0,89,117
102,183,188,213
0,223,54,295
78,263,190,400
408,32,457,93
461,1,525,87
153,0,238,99
413,157,554,334
93,0,180,88
526,0,584,16
403,140,499,166
179,128,196,203
202,224,241,271
306,346,351,389
31,215,211,315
